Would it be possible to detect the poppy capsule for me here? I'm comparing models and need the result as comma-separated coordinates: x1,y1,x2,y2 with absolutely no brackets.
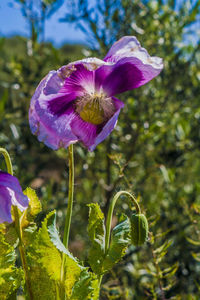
130,213,148,246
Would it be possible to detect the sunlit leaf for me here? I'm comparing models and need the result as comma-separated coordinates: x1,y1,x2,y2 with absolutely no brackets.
102,215,130,272
21,187,42,228
0,234,23,299
87,203,105,275
71,269,99,300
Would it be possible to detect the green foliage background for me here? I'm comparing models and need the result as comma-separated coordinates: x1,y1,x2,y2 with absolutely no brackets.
1,0,200,299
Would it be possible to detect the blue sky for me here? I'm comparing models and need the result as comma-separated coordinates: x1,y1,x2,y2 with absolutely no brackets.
1,0,199,48
0,0,88,46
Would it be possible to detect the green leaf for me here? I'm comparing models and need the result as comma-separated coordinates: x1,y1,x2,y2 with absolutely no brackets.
87,204,105,275
0,223,18,247
154,240,173,264
191,252,200,262
26,210,98,299
71,270,99,300
47,211,78,261
162,262,179,278
102,215,130,273
186,237,200,246
21,187,42,228
87,207,132,275
154,240,172,254
46,212,83,298
26,211,62,299
47,211,99,299
0,233,22,299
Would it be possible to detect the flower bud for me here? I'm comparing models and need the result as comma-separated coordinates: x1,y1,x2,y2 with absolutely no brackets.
130,214,148,246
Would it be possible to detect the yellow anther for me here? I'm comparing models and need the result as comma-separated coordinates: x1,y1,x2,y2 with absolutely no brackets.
80,101,104,125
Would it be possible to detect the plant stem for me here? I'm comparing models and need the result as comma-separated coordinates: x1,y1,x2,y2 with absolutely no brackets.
63,144,74,248
60,144,74,299
0,148,33,299
98,191,141,293
98,275,103,288
13,207,34,300
105,191,141,253
0,147,13,175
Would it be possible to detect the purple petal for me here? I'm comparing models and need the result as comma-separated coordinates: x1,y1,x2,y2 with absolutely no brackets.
60,64,95,95
30,61,109,150
33,98,78,150
89,97,124,151
0,187,12,223
29,69,80,149
0,172,29,223
96,36,164,95
70,97,124,151
95,65,113,92
101,58,147,96
66,57,111,71
29,59,115,150
70,116,98,149
43,71,64,95
104,36,163,70
0,171,24,194
29,70,66,140
48,93,78,116
96,56,162,96
59,58,113,95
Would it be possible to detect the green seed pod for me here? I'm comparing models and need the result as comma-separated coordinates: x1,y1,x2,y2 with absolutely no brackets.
130,214,149,246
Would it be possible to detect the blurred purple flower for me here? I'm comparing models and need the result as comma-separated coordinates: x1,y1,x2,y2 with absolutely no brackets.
29,36,163,151
0,171,29,223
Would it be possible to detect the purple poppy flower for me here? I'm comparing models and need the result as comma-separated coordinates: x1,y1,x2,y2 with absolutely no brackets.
29,36,163,151
0,171,29,223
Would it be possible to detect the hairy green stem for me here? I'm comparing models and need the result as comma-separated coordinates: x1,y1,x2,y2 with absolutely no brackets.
98,191,141,292
0,147,13,175
105,191,140,253
0,148,33,299
63,144,74,248
61,144,74,299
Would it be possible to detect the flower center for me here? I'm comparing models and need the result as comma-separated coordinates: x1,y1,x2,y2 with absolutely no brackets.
76,94,115,125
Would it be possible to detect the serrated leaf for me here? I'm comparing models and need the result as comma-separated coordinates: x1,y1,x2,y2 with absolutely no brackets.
88,204,105,275
26,211,62,299
48,213,84,299
26,210,98,299
47,211,99,299
47,211,78,262
0,223,18,247
102,215,130,273
21,187,42,228
0,234,22,299
71,270,99,300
